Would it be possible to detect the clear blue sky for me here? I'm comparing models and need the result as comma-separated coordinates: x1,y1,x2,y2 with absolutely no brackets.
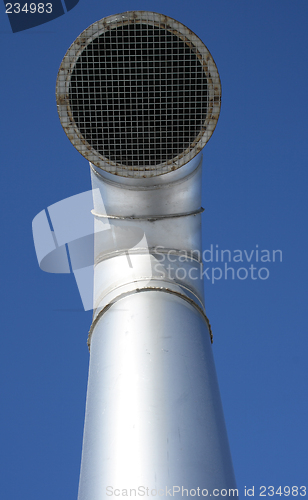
1,1,307,499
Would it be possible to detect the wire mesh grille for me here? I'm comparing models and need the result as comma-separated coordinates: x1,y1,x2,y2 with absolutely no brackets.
56,12,221,177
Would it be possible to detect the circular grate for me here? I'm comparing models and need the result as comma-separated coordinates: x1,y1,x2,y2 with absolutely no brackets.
56,12,221,177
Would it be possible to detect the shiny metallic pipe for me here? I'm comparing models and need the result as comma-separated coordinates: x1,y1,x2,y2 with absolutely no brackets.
77,158,236,498
55,11,237,499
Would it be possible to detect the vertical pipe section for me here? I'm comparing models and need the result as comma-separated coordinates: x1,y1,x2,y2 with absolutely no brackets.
77,156,237,499
78,293,236,498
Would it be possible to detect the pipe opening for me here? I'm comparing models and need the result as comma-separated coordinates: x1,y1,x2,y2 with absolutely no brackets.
56,12,221,177
69,23,208,167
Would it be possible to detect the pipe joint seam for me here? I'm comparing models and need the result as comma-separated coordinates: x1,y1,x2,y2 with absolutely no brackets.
91,207,204,221
88,287,213,350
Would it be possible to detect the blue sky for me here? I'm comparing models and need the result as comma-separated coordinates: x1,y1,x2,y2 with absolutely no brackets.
1,1,308,498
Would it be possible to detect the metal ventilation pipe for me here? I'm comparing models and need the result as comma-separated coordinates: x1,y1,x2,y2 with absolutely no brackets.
56,11,237,499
